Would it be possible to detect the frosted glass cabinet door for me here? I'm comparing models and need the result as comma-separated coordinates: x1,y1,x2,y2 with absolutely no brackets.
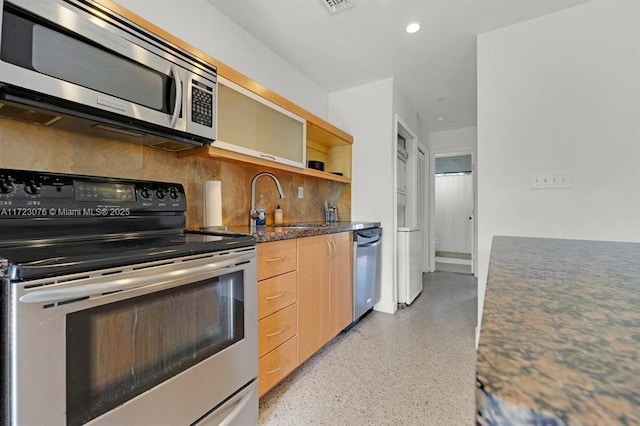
215,77,306,168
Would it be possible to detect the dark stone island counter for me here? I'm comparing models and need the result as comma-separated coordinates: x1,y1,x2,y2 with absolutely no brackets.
476,236,640,425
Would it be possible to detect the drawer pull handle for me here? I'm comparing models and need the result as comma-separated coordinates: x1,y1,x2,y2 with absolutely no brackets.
265,256,286,263
266,292,286,300
266,362,286,375
266,326,287,338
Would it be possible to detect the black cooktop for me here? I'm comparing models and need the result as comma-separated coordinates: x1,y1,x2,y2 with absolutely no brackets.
0,169,256,281
0,232,255,281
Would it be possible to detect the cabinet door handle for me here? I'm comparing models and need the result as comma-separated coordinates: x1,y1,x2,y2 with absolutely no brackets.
266,292,286,300
265,256,286,263
266,362,286,375
266,326,287,338
327,239,336,259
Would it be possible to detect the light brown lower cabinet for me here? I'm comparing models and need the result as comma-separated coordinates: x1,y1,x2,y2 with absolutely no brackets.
258,336,297,396
297,232,353,365
258,303,297,357
257,240,297,397
257,232,353,397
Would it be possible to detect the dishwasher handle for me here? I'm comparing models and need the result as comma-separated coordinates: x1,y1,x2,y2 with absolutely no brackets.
357,239,381,248
354,227,382,245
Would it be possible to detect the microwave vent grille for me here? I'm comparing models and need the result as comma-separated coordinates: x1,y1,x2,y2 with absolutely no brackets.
319,0,356,15
152,140,199,152
0,103,62,126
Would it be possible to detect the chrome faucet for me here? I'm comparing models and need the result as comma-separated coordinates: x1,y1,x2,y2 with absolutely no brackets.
250,172,285,227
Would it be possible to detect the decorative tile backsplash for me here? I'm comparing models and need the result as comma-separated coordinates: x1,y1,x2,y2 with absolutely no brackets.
0,118,351,228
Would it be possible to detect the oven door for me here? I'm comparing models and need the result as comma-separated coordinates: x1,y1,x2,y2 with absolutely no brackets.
9,247,257,426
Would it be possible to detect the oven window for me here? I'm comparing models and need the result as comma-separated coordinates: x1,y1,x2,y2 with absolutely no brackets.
65,271,244,426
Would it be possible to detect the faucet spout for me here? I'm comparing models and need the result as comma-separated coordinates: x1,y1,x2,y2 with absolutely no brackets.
250,172,285,226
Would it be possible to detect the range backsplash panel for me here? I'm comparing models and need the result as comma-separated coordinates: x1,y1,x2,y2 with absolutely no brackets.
0,118,350,227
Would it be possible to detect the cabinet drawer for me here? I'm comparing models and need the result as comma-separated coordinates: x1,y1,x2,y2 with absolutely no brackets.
258,303,297,357
258,271,297,319
257,239,297,281
258,336,297,397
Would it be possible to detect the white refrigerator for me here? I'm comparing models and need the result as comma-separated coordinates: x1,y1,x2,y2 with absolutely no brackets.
397,227,423,306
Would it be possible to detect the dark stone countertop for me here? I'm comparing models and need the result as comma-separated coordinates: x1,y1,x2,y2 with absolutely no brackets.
192,221,381,243
476,236,640,425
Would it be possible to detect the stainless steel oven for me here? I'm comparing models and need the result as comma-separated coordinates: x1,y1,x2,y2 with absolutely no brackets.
0,169,258,425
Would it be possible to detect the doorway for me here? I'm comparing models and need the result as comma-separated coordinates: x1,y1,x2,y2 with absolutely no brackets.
434,154,474,274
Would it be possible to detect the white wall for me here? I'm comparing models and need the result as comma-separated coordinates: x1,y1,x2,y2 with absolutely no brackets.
393,81,419,137
429,127,477,155
115,0,328,118
329,79,397,313
477,0,640,339
427,127,478,273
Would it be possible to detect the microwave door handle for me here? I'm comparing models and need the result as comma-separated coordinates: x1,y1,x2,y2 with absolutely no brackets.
169,65,182,127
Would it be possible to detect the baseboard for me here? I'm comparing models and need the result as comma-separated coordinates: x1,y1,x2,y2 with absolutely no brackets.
436,257,472,266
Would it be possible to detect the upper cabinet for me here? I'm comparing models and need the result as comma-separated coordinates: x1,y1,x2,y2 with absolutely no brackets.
180,75,352,184
215,77,306,169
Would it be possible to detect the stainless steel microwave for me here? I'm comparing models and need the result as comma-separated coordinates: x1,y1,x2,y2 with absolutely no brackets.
0,0,216,151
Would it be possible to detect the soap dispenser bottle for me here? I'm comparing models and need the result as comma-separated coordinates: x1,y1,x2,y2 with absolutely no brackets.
256,194,266,226
274,204,283,225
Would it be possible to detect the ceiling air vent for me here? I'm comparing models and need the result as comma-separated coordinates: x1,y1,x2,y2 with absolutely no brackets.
319,0,356,16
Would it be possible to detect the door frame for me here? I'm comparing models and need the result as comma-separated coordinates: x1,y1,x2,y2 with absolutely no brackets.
430,150,477,275
393,114,419,309
416,143,429,273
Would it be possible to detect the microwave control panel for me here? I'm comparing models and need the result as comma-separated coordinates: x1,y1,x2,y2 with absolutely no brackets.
191,81,214,128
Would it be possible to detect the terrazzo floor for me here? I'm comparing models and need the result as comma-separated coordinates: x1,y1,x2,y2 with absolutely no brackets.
258,271,478,425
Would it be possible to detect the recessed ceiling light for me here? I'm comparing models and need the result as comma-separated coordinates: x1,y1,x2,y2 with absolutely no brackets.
406,22,420,34
436,116,446,122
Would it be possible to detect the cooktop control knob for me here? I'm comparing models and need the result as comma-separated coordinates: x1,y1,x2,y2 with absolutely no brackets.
24,180,42,195
0,179,15,194
140,187,153,200
155,188,166,200
169,187,180,200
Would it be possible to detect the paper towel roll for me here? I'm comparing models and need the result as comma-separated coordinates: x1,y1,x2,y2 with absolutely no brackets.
204,180,222,227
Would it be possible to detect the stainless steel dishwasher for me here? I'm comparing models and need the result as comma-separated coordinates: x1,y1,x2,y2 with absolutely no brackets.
352,227,382,323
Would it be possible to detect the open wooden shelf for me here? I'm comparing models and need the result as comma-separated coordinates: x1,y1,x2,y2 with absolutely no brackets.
179,145,351,184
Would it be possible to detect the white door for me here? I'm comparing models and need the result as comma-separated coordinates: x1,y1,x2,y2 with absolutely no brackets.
396,135,408,227
435,173,473,255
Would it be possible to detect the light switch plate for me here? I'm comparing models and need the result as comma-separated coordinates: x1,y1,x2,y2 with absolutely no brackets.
531,171,571,189
297,186,304,198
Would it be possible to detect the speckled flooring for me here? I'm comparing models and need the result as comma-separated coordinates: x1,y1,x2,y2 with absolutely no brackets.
259,271,478,425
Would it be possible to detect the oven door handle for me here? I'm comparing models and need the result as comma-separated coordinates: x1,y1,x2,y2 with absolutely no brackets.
19,251,255,304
